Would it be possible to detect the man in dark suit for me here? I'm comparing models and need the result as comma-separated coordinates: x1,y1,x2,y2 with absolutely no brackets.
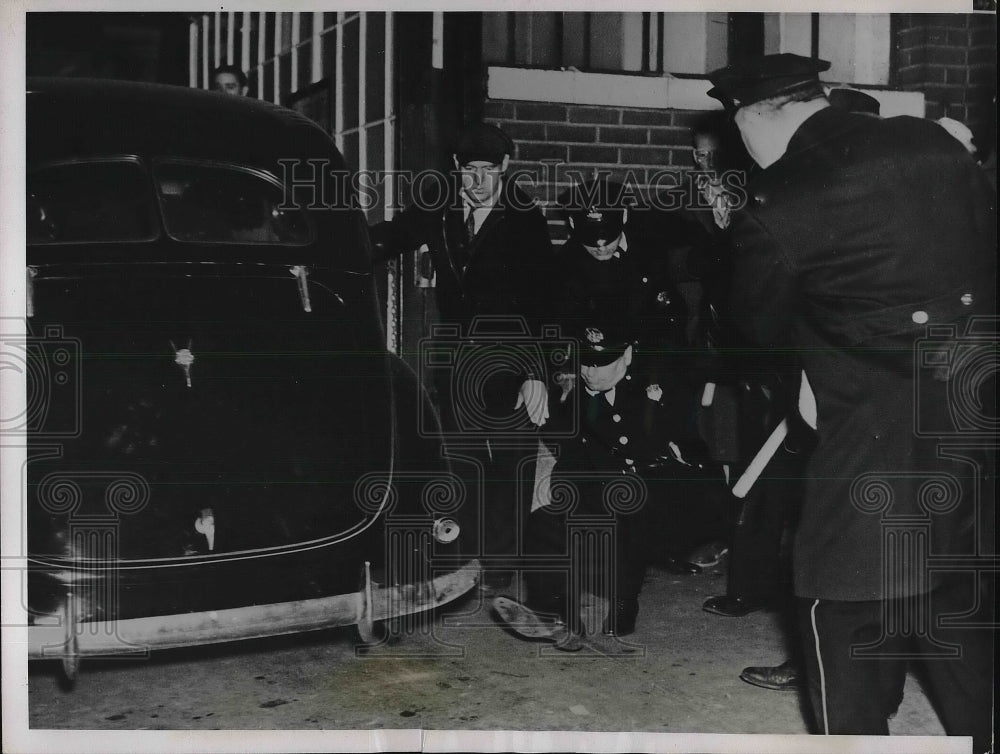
708,54,996,751
371,123,556,591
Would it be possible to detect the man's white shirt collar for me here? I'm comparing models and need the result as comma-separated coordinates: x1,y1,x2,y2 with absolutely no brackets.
463,194,499,235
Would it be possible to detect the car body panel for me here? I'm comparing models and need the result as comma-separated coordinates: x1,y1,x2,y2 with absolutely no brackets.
24,78,475,670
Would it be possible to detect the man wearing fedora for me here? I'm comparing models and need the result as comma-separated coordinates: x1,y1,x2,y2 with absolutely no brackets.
708,53,995,750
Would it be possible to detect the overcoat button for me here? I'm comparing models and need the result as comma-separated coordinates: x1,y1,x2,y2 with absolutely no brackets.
911,310,929,324
612,414,621,423
619,435,629,445
960,293,974,306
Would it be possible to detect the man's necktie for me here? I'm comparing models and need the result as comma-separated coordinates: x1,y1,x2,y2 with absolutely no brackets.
465,210,477,245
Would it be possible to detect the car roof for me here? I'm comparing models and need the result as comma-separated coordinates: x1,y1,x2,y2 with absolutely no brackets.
27,77,346,172
26,78,370,268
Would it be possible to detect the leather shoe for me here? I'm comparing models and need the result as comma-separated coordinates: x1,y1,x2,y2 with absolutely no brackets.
740,659,800,690
602,598,639,637
687,540,729,568
491,596,583,652
702,595,763,617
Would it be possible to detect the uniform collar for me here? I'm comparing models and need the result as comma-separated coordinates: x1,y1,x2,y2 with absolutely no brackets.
584,386,617,406
780,106,870,166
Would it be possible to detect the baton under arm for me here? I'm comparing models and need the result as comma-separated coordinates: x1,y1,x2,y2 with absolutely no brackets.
731,418,788,499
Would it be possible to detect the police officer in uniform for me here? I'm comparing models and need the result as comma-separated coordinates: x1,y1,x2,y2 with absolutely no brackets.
708,53,996,750
556,178,699,392
493,322,727,645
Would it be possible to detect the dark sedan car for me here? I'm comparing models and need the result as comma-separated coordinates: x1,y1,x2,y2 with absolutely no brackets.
24,78,477,682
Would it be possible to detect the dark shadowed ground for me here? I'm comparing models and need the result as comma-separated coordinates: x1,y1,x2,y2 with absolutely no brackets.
24,557,951,751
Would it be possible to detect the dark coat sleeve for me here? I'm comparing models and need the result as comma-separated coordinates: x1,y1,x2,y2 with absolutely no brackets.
368,199,441,262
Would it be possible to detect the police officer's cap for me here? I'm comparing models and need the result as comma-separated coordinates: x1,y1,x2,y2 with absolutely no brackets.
562,178,630,246
454,123,514,165
578,322,633,368
707,53,831,111
828,88,881,115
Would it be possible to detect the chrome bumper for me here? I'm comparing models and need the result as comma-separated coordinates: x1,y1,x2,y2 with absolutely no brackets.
29,559,479,658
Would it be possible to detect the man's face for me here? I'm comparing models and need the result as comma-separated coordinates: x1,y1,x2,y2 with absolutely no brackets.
693,134,720,171
456,156,507,206
581,232,623,261
580,346,632,393
213,72,246,96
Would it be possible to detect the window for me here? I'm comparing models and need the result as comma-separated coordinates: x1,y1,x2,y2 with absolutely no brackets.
154,161,313,245
27,158,158,245
482,11,890,85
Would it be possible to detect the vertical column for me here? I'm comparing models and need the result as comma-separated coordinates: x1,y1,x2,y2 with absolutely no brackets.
213,12,222,68
621,13,643,71
851,518,958,658
256,12,266,99
311,12,323,85
383,12,399,354
567,518,615,627
189,20,198,87
335,13,345,150
273,12,282,104
291,12,301,93
432,12,444,70
69,518,120,646
647,13,658,72
201,15,210,89
850,474,963,658
241,12,251,75
226,11,235,64
384,11,396,203
359,12,368,174
384,519,434,638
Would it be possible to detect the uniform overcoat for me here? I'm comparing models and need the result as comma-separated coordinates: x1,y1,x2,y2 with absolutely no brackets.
730,107,997,601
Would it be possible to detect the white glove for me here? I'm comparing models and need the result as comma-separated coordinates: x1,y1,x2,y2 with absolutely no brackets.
514,379,549,427
554,372,576,403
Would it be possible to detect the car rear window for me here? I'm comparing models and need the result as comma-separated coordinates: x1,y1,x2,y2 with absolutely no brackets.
28,158,159,245
154,161,313,246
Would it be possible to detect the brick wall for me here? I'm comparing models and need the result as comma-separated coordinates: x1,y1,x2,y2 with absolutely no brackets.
484,15,996,238
894,13,997,142
483,99,705,240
